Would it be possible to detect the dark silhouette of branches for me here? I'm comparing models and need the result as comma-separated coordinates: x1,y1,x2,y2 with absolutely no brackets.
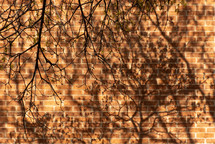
0,0,213,143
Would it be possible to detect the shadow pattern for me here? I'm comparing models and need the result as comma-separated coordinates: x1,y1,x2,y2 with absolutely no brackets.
0,0,214,143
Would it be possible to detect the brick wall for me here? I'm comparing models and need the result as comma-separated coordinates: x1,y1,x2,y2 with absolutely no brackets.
0,0,214,143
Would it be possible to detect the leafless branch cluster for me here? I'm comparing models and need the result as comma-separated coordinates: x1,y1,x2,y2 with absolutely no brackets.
1,0,209,143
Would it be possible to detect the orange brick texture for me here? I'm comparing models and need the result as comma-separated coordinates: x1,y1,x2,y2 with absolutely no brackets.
0,0,214,143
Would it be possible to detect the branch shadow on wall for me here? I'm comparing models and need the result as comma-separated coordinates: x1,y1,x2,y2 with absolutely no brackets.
1,1,214,143
48,4,213,144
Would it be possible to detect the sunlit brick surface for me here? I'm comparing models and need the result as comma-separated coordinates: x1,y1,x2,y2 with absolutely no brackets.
0,0,214,143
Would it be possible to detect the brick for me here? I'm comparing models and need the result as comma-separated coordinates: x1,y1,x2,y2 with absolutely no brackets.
0,0,215,143
190,128,206,132
196,133,214,138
